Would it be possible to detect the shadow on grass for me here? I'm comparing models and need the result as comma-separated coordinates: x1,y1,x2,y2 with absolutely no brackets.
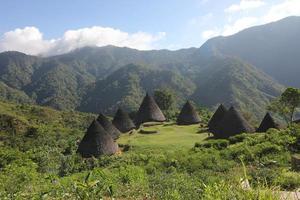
139,129,159,134
163,122,176,126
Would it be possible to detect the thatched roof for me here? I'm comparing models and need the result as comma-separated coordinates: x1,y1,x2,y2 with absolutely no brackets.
177,101,201,125
135,93,166,126
208,104,227,133
214,106,254,138
112,108,136,133
294,119,300,124
257,113,280,132
97,113,121,140
77,119,118,158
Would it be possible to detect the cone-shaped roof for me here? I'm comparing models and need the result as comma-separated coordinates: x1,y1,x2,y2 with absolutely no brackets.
77,119,118,157
257,113,279,132
97,113,121,140
208,104,227,133
135,93,166,126
294,119,300,124
177,101,201,125
112,108,136,133
214,106,254,138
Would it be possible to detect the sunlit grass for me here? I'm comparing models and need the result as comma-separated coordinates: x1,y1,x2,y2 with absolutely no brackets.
118,123,208,150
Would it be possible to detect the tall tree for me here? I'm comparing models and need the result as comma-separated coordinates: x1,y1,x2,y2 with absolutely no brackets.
268,87,300,124
154,88,176,118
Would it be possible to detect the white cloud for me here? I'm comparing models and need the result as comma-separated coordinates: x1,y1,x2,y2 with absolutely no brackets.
0,26,166,56
201,29,220,39
0,27,53,55
263,0,300,23
202,17,258,39
222,17,258,35
225,0,266,13
202,0,300,40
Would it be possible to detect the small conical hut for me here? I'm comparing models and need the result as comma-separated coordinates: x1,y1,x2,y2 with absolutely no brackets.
208,104,227,133
112,108,136,133
214,106,254,139
77,119,118,158
97,113,121,140
135,93,166,126
177,101,201,125
257,113,280,132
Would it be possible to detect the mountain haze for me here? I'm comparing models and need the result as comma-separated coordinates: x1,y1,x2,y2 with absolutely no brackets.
191,57,284,119
200,16,300,87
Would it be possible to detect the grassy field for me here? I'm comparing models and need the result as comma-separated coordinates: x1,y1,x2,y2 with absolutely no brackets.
0,100,299,199
119,123,208,150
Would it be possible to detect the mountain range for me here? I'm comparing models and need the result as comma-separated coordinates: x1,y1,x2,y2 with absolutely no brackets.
0,16,299,120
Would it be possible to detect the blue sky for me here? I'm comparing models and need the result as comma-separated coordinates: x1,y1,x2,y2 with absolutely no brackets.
0,0,299,55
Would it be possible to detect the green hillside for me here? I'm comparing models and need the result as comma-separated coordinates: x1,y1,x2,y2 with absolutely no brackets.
0,51,39,89
80,64,196,113
0,81,33,104
0,100,299,199
2,16,300,118
0,49,284,120
192,57,284,120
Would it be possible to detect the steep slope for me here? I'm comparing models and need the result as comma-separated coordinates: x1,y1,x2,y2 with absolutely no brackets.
198,16,300,87
0,81,33,104
0,51,39,89
79,64,196,114
0,47,197,109
24,59,94,110
191,57,284,120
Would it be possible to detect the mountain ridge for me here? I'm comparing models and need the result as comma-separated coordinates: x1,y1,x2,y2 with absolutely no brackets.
199,16,300,87
1,16,299,119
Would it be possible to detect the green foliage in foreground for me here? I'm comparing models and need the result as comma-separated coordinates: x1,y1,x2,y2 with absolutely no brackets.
0,101,299,199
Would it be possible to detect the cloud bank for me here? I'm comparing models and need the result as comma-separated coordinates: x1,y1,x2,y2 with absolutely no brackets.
0,26,166,56
225,0,265,13
203,0,300,39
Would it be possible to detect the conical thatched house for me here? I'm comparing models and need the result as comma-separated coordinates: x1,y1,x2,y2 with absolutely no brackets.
294,119,300,124
112,108,136,133
77,119,118,158
177,101,201,125
257,113,279,132
208,104,227,133
214,106,254,139
97,113,121,140
135,93,166,126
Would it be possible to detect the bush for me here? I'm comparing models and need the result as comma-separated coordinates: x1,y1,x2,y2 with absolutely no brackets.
195,139,229,150
275,171,300,190
229,133,247,144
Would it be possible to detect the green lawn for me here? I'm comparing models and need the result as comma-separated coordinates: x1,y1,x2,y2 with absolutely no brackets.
118,123,208,150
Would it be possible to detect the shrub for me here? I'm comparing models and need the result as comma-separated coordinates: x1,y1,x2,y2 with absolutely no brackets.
229,133,247,144
195,139,229,150
275,171,300,190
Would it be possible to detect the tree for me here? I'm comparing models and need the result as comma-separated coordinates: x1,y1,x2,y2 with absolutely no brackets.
268,87,300,124
154,88,175,111
154,88,176,119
